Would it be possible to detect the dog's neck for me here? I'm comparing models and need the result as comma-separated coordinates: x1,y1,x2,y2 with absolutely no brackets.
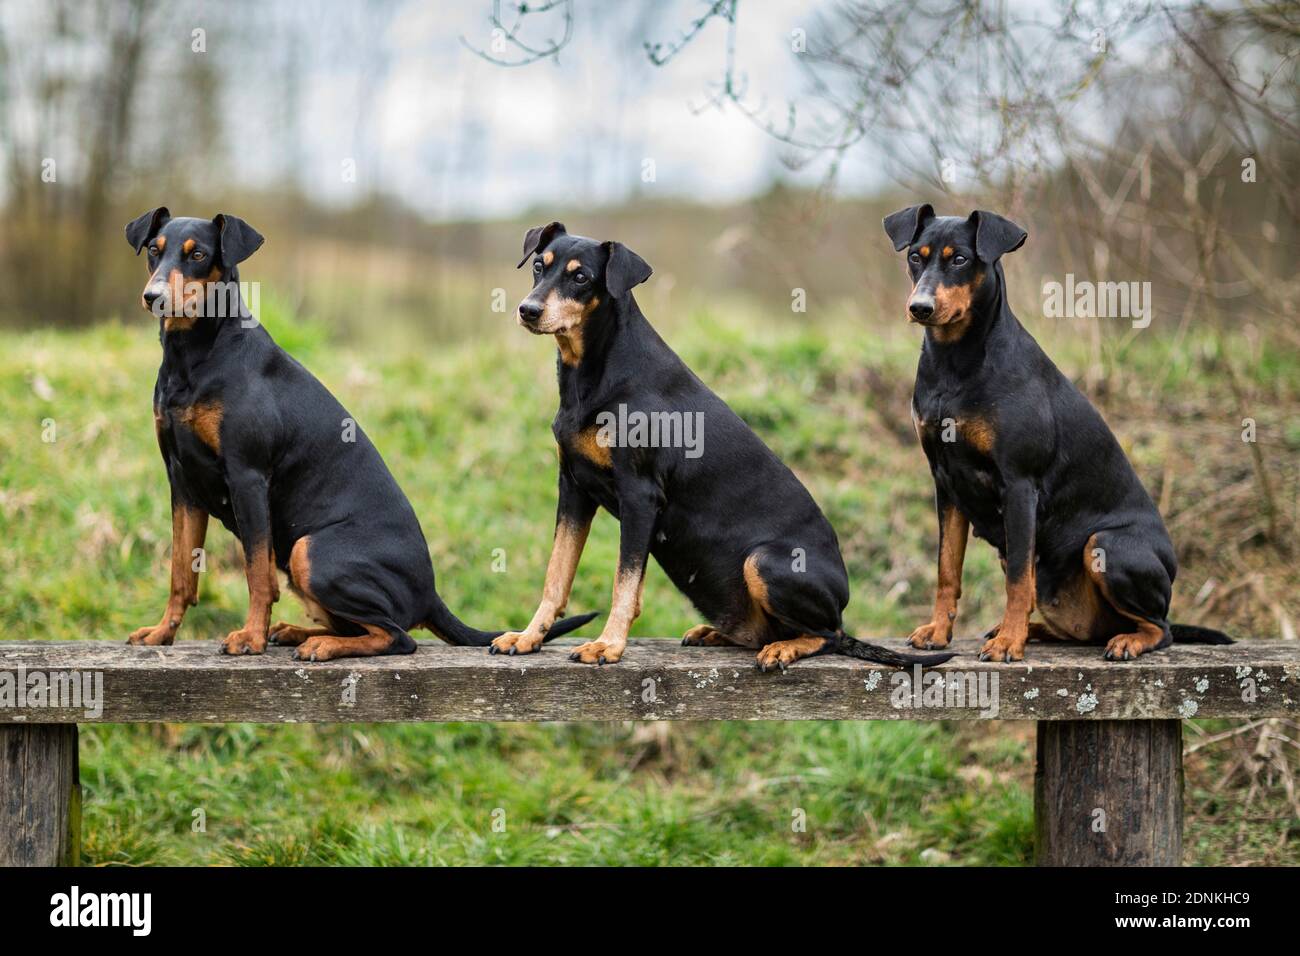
921,260,1017,372
157,266,256,381
555,293,645,397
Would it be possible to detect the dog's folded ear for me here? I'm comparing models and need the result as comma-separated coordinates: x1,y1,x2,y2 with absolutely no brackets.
517,221,567,268
969,210,1027,262
883,203,934,251
602,241,652,298
124,206,171,254
213,214,265,268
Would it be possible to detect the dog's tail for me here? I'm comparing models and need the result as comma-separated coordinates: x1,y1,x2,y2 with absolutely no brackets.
425,592,599,647
1170,623,1235,645
831,631,956,667
774,617,955,668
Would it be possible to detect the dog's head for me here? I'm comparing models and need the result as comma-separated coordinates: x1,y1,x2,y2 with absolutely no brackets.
515,222,651,340
883,205,1026,342
124,208,263,327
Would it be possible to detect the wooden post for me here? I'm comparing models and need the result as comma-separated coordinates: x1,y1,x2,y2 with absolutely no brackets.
0,724,81,866
1035,719,1182,866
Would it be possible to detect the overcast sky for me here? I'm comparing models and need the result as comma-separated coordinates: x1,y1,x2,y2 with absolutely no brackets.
268,0,883,218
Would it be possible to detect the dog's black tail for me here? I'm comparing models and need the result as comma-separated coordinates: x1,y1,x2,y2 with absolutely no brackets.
776,617,955,668
1170,623,1235,645
832,632,956,667
426,592,599,647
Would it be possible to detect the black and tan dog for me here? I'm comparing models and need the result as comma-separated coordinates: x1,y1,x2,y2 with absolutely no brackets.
123,207,595,661
488,221,954,672
883,204,1233,662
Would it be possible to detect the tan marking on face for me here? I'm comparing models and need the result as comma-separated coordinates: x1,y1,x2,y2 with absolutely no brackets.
919,245,931,257
925,270,985,343
182,238,195,255
178,401,223,454
154,235,166,252
565,258,581,272
572,426,613,469
527,289,601,344
542,250,554,266
960,416,995,454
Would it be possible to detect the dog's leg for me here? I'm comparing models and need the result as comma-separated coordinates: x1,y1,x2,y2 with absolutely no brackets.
220,468,276,655
908,498,969,649
1085,531,1175,661
980,479,1037,662
128,499,208,646
568,477,659,665
681,624,736,646
293,622,415,662
491,470,597,655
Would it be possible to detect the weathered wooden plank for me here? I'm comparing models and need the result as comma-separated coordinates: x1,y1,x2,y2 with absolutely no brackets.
1035,720,1183,866
0,638,1295,723
0,724,80,866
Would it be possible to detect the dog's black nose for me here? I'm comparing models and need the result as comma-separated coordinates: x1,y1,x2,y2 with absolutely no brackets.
908,299,934,321
143,288,163,308
518,301,543,323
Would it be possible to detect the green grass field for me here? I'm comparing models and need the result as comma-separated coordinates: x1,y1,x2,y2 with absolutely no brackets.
1,298,1296,865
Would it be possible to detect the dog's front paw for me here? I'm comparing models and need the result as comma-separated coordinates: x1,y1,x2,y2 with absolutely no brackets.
127,622,176,646
978,624,1026,662
568,639,623,665
907,620,952,650
219,628,267,656
489,630,544,656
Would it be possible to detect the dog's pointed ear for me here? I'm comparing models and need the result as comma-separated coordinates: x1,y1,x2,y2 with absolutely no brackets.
602,241,652,298
882,203,934,252
517,221,566,268
124,206,171,254
212,214,265,268
969,210,1027,263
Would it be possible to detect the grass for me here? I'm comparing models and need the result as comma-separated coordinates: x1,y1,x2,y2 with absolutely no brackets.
1,294,1297,865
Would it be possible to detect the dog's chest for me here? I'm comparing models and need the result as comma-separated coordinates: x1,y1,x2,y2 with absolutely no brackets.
913,389,1005,540
156,396,232,516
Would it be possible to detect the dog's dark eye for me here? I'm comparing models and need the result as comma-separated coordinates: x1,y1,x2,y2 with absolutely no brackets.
148,246,159,257
908,253,921,264
191,251,205,262
533,259,543,275
952,254,967,266
573,271,588,284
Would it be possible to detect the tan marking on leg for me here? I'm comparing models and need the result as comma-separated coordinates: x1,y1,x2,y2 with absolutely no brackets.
178,401,223,454
267,623,331,647
756,635,829,671
981,560,1036,662
490,516,592,654
908,506,968,649
1084,534,1168,660
681,624,733,647
128,504,208,646
569,566,643,664
294,623,400,662
220,536,275,655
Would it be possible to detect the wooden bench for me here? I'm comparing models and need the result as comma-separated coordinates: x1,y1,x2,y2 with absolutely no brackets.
3,638,1296,867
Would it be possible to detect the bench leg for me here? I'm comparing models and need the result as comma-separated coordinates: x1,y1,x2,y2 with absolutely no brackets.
1034,719,1182,866
0,724,81,866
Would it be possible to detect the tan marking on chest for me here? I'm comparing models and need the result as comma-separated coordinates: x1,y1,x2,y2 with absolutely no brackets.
960,417,996,454
178,401,223,454
570,426,612,468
